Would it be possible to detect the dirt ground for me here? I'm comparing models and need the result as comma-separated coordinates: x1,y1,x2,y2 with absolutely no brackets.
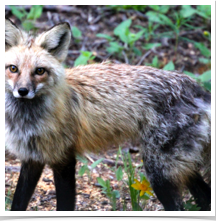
5,146,165,211
5,5,210,211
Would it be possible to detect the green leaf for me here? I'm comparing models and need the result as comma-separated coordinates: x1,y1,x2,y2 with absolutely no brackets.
146,11,162,23
72,26,82,39
76,155,88,164
159,14,174,28
202,81,211,91
22,20,35,31
27,5,43,20
149,5,170,13
143,42,161,50
149,5,160,11
196,5,211,18
184,71,198,80
146,11,174,29
106,42,123,54
198,70,211,82
160,5,170,14
97,177,107,188
115,166,123,181
78,165,88,176
114,19,132,35
134,25,147,32
141,194,150,200
96,33,113,41
91,158,104,169
113,190,120,198
163,61,175,71
114,19,132,43
133,47,142,56
194,42,211,58
198,57,210,64
184,198,201,211
74,51,94,66
10,6,26,20
152,56,158,67
180,5,196,18
128,30,145,45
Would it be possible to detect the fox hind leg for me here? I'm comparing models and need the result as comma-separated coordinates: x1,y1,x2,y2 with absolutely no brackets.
144,164,184,211
186,172,211,211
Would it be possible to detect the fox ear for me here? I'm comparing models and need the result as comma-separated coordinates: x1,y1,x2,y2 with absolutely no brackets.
5,19,23,51
36,22,71,62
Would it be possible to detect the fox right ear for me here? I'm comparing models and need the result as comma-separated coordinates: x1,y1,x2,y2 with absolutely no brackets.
5,19,23,51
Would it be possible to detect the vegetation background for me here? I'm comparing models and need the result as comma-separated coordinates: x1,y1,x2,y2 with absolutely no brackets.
5,5,211,211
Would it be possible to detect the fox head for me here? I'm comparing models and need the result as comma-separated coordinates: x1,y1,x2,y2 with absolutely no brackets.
5,19,71,99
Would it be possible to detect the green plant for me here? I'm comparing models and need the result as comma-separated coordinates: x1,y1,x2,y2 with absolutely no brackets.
97,177,120,211
9,5,43,31
163,61,175,71
74,51,95,67
5,189,12,211
146,8,191,53
135,22,160,42
115,147,152,211
148,5,171,14
183,196,201,211
77,155,104,180
146,56,160,68
184,69,211,92
145,5,211,58
113,19,144,48
97,18,145,63
180,5,211,20
71,26,82,43
108,5,147,12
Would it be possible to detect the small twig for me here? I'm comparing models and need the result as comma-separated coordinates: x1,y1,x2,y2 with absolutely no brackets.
136,50,152,66
68,50,81,55
89,154,124,167
80,37,87,51
122,51,129,64
84,153,94,163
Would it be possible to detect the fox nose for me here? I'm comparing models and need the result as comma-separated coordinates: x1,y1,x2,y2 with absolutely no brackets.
18,88,29,96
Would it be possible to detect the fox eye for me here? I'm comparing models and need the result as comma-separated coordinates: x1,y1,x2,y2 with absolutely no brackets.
36,68,45,75
9,65,18,73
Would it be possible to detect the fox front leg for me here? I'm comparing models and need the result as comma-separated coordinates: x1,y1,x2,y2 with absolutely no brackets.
52,156,77,211
11,160,44,211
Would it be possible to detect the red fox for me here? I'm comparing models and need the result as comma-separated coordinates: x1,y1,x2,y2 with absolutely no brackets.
5,18,211,211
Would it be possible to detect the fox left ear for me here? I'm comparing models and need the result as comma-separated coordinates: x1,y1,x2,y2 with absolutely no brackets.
5,19,23,51
36,22,71,62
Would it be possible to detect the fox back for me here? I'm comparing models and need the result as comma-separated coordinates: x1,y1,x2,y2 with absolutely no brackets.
5,19,211,211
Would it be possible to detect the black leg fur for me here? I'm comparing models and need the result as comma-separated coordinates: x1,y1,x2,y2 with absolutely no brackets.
52,156,76,211
150,175,184,211
143,156,184,211
11,160,44,211
186,172,211,211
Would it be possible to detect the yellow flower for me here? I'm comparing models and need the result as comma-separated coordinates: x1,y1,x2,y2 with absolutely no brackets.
203,31,210,37
131,179,154,197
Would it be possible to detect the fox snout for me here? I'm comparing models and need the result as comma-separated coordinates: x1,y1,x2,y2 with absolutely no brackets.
18,87,30,97
13,85,35,99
